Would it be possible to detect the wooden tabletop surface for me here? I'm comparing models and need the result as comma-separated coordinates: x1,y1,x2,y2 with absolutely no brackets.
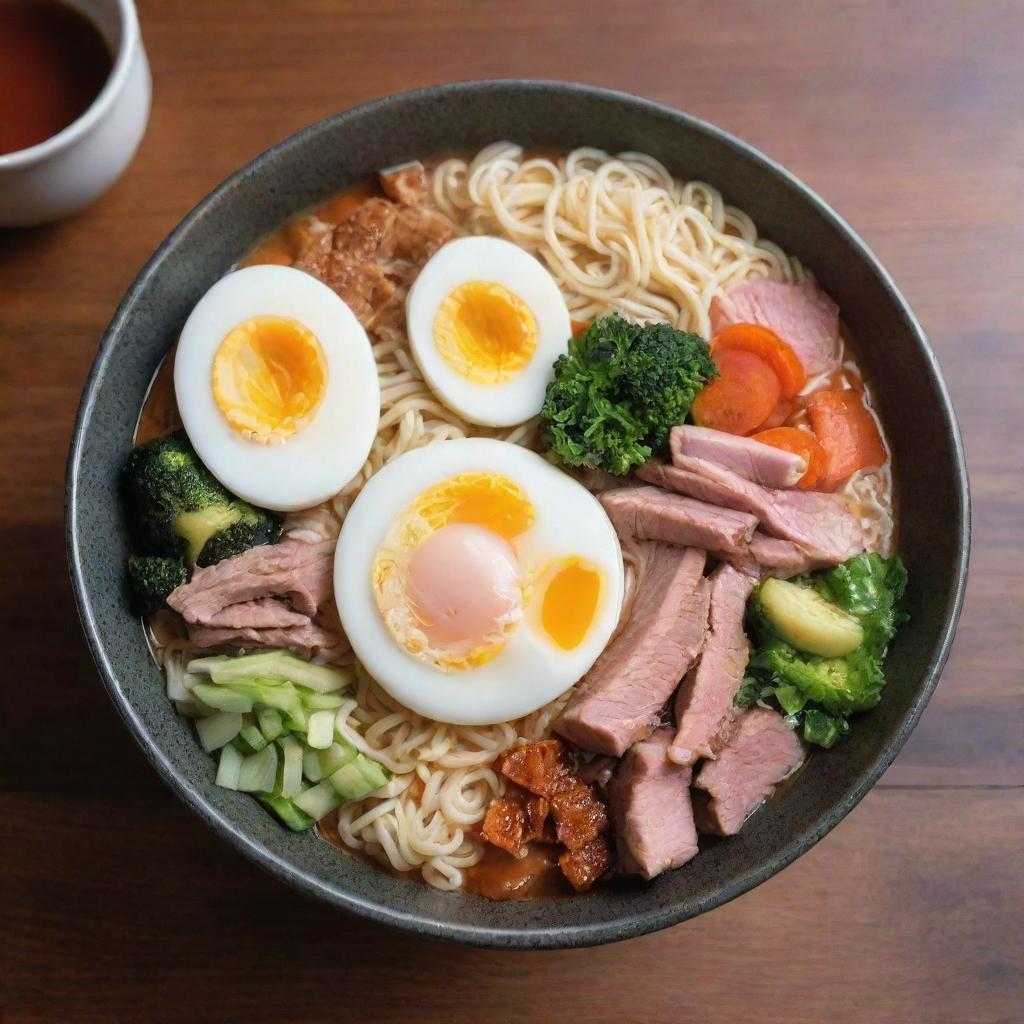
2,1,1022,1021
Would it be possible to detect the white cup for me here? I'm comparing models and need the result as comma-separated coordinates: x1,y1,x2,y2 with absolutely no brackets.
0,0,151,226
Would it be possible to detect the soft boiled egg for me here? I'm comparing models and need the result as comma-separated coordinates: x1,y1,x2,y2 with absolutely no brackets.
406,236,572,427
335,438,623,725
174,265,380,511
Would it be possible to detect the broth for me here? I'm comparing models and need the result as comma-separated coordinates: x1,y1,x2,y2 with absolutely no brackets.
0,0,112,155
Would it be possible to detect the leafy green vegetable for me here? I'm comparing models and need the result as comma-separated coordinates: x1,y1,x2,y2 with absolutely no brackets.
540,314,717,475
125,555,188,615
123,431,282,567
745,554,908,747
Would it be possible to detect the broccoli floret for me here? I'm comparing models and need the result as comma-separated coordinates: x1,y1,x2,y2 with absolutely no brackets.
126,555,188,616
123,432,282,566
745,554,908,748
540,314,717,475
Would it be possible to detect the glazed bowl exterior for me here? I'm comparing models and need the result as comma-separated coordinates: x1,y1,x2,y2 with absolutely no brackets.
66,81,969,948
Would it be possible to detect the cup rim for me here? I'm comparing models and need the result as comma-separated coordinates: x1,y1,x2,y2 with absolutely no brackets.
0,0,140,170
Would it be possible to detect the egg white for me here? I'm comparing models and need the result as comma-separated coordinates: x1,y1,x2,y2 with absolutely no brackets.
335,438,624,725
174,265,380,512
406,236,571,428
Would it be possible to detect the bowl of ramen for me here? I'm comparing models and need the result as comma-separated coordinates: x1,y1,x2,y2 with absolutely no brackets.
66,81,969,948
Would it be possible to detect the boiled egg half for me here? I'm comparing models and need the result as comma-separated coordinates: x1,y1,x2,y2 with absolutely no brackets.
406,236,571,427
335,438,623,725
174,265,380,511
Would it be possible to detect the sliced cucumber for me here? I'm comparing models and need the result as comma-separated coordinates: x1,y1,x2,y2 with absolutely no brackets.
306,710,335,750
237,744,278,793
257,794,315,832
256,707,284,742
328,754,391,801
188,651,353,694
302,692,345,711
757,577,864,657
293,779,342,819
190,682,254,714
303,748,325,782
237,722,268,754
215,743,244,789
195,711,244,752
222,679,303,718
318,741,357,776
279,736,304,798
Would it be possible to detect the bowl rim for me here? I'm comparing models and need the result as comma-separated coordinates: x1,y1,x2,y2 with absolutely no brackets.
65,79,971,948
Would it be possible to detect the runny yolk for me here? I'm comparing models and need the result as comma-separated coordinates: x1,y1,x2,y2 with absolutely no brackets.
433,281,538,384
541,561,601,650
212,315,326,444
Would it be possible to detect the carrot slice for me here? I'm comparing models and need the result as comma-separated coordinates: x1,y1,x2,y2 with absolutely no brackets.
754,397,795,431
692,349,781,436
805,389,887,490
571,319,590,337
711,323,807,398
751,426,828,489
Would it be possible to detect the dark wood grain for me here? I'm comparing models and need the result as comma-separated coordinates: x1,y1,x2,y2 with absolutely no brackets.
1,0,1021,1020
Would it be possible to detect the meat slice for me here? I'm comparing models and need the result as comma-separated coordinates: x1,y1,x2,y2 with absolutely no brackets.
638,457,863,565
710,278,840,374
186,620,345,658
168,539,335,625
600,486,758,555
202,597,310,630
670,425,806,488
379,161,427,205
745,534,818,577
610,728,698,880
670,563,758,766
694,707,805,835
554,544,710,756
559,836,613,891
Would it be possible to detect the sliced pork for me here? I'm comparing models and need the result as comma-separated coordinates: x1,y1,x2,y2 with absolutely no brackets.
600,486,758,555
554,544,710,757
670,425,806,488
169,539,335,624
610,729,699,880
694,707,805,835
670,563,757,766
168,539,341,657
186,620,346,659
710,278,840,374
638,457,863,565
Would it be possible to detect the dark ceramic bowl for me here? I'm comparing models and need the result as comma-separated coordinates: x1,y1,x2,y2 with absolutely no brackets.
66,81,969,948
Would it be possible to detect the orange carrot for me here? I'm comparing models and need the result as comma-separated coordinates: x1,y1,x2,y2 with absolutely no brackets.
692,348,781,436
571,319,590,337
752,426,828,489
806,389,887,490
711,323,807,398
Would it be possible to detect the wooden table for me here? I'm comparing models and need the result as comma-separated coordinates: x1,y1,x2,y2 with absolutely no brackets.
2,1,1021,1020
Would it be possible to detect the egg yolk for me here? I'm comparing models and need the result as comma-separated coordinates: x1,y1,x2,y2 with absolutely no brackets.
541,560,602,650
433,281,538,384
406,523,522,655
212,315,326,444
415,472,534,540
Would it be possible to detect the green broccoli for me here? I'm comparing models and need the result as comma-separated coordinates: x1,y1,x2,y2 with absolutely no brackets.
540,314,717,475
743,554,908,748
126,555,188,616
122,432,282,567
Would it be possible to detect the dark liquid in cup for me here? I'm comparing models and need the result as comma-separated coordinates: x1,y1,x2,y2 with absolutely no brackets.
0,0,113,155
